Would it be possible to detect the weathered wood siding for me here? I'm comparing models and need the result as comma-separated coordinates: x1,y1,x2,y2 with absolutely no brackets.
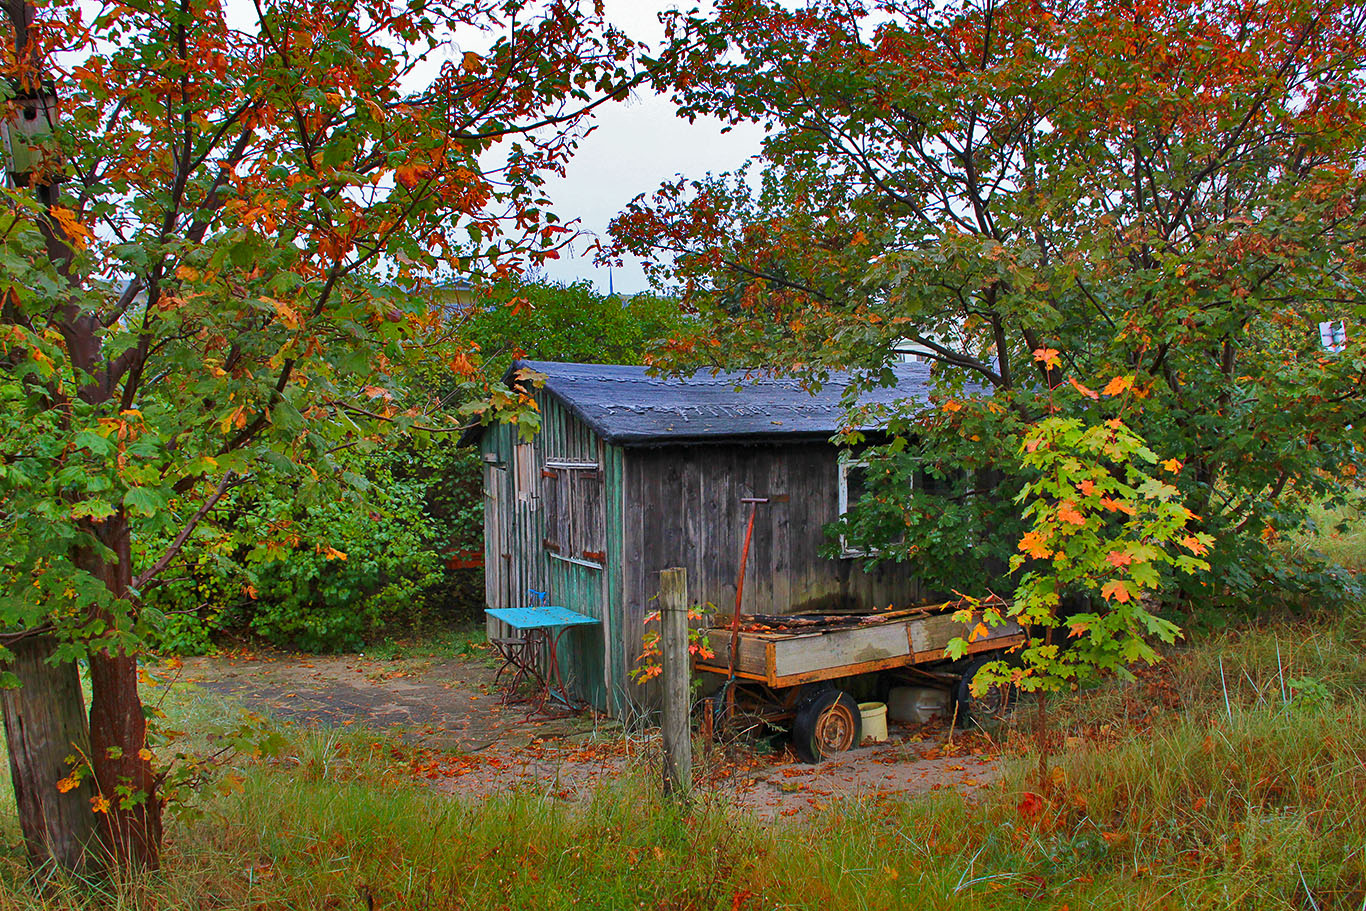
484,424,925,717
619,442,922,707
479,431,516,616
480,396,623,714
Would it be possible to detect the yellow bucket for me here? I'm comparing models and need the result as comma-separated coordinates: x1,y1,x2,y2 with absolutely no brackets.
858,701,889,743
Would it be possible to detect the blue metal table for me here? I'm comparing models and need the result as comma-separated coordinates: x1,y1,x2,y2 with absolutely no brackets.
486,605,600,716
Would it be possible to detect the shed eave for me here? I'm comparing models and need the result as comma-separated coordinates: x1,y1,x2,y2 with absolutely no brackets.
606,429,876,448
465,358,934,449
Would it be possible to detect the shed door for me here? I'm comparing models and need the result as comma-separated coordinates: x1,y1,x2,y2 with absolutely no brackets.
483,456,512,613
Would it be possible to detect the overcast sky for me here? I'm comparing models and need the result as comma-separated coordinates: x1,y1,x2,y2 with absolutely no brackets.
530,3,765,293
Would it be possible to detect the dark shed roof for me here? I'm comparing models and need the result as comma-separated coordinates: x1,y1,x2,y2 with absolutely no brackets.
466,359,938,447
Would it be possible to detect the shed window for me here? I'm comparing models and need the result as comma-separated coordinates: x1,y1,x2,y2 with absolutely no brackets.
542,460,605,569
837,458,882,558
482,453,505,501
838,455,966,558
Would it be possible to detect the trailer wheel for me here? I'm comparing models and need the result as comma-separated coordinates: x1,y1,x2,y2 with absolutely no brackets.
956,656,1017,727
791,689,862,763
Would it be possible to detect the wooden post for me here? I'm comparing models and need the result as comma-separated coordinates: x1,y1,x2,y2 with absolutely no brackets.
659,567,692,797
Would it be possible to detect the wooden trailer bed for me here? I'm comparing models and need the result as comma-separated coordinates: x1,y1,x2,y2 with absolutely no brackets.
693,598,1025,688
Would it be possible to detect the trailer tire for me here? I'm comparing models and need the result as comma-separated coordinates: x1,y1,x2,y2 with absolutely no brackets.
956,656,1017,727
791,689,862,763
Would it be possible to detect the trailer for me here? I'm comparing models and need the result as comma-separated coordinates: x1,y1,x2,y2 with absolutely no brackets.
694,597,1025,762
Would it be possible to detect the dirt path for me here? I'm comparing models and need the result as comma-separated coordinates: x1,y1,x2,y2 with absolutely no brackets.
414,733,1000,821
168,651,1003,818
175,650,586,752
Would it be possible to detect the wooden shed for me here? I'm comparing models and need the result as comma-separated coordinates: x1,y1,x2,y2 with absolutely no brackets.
463,360,939,718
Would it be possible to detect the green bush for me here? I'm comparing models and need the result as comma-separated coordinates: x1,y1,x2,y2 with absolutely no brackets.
143,448,451,653
149,611,221,656
245,450,449,651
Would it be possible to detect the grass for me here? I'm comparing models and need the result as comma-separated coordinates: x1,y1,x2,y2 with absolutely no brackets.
364,623,499,668
0,608,1359,910
1285,496,1366,574
1,697,1361,909
3,570,1366,911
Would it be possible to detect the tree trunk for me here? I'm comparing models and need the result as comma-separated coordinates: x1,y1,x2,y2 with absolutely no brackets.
86,514,162,869
87,651,161,869
1034,623,1055,788
1034,688,1050,787
0,635,100,875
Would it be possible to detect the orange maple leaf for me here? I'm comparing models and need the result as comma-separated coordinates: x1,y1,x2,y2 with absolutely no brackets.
1102,375,1134,396
1106,550,1132,568
1018,531,1053,559
395,163,432,188
1068,377,1099,400
1056,500,1087,526
1180,535,1210,556
363,385,394,401
1100,497,1137,516
1160,458,1183,473
50,207,91,249
449,351,475,377
1101,580,1133,603
1078,479,1095,496
1032,347,1061,369
268,297,300,330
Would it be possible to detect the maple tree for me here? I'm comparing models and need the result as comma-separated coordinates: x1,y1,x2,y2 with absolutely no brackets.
948,376,1212,688
615,0,1366,613
0,0,638,871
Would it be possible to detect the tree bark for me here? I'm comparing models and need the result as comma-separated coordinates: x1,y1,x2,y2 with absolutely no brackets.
86,514,162,870
0,636,100,875
87,651,161,869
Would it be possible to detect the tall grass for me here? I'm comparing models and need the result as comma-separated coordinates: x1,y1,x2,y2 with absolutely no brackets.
0,612,1361,909
1286,499,1366,574
3,697,1360,910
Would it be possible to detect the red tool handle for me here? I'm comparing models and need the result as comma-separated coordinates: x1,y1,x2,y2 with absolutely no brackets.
726,500,761,681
